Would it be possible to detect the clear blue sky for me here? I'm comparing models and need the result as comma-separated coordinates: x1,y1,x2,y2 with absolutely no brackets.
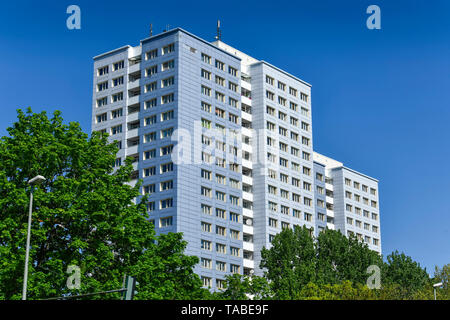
0,0,448,274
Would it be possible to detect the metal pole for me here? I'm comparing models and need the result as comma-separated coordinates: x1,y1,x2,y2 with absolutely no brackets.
22,187,33,300
434,288,436,300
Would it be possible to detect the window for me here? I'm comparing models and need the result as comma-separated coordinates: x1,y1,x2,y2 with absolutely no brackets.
229,195,239,206
112,76,124,87
144,149,156,160
216,191,226,202
96,97,107,107
146,65,157,77
145,81,157,93
300,92,308,102
268,201,277,212
216,208,226,219
301,121,310,131
229,113,238,124
161,110,174,121
266,106,275,116
216,261,226,272
229,97,238,108
281,205,289,215
145,98,157,109
301,107,309,117
160,144,174,156
97,81,108,92
161,93,174,104
160,180,173,191
96,113,107,123
230,212,239,223
304,213,312,222
201,258,212,269
144,132,157,143
112,92,123,102
266,121,276,131
201,222,212,233
229,82,238,92
161,76,175,88
162,43,175,55
289,87,297,96
290,102,298,111
161,60,174,71
229,66,237,77
144,115,157,126
146,49,158,60
216,243,226,254
113,60,124,71
201,204,212,215
215,91,225,103
269,218,278,228
304,197,312,207
278,81,286,91
160,198,173,209
266,75,274,85
143,166,156,177
266,90,275,100
201,69,211,80
230,247,240,257
201,53,211,64
201,101,211,113
215,75,225,86
202,276,212,288
230,264,240,274
201,239,212,251
215,59,224,70
111,125,122,135
201,186,212,198
201,85,211,96
97,65,109,76
216,225,226,237
160,162,173,173
160,216,173,227
161,127,173,139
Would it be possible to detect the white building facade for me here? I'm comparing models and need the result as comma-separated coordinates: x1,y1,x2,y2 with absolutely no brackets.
91,28,381,288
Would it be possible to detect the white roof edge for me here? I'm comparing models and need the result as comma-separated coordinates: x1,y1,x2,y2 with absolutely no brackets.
93,45,132,60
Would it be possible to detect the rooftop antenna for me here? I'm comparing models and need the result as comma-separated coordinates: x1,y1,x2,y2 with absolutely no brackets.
215,20,222,41
150,23,153,36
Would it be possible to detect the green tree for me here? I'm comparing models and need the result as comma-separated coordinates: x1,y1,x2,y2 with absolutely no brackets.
130,233,210,300
0,109,206,300
218,274,272,300
432,263,450,299
382,251,430,297
259,225,316,299
315,229,383,285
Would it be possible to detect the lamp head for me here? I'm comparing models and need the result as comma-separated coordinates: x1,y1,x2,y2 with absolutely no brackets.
28,175,46,185
433,282,443,288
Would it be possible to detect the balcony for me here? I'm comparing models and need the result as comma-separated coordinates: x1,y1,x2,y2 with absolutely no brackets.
243,224,254,235
127,128,139,139
128,78,140,90
128,95,139,106
243,241,254,252
242,158,252,170
243,191,253,202
243,259,254,269
242,208,253,218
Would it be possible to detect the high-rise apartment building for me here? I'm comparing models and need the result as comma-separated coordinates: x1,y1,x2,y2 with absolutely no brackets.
91,27,381,289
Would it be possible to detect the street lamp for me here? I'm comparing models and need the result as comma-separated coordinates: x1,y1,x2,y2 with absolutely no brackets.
433,282,443,300
22,175,46,300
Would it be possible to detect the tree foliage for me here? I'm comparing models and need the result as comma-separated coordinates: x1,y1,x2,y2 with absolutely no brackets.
0,109,206,300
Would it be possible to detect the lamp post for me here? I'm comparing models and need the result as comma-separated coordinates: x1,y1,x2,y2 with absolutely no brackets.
433,282,443,300
22,175,46,300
